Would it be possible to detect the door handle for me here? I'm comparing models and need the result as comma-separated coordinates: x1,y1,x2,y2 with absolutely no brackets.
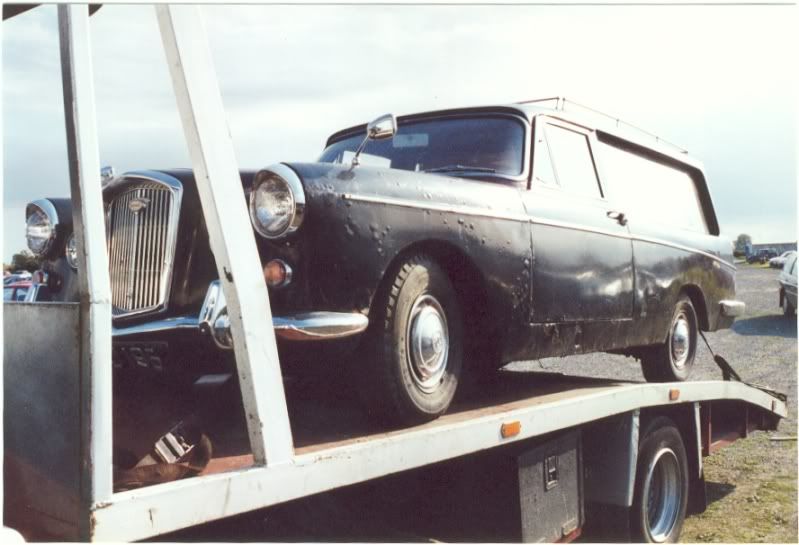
606,210,628,226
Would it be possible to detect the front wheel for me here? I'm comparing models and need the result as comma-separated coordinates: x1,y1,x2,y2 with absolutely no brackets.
630,418,689,543
362,255,463,425
640,296,698,382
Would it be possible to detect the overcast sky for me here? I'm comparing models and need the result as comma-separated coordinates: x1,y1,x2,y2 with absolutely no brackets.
2,4,796,261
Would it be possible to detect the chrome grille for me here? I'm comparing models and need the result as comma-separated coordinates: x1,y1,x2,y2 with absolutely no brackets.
107,179,180,317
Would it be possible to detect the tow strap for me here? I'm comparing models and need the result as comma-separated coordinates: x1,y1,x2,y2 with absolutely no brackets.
698,330,787,402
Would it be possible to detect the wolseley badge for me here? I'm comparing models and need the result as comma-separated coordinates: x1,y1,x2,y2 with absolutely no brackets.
128,197,150,213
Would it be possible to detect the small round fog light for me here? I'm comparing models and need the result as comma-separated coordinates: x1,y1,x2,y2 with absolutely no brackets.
264,259,292,289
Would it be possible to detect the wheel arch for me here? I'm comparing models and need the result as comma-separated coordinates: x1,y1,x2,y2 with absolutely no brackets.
369,239,496,344
639,404,706,515
680,284,710,331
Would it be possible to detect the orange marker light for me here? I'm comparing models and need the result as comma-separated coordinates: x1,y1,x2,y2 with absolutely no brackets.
669,389,680,401
264,259,292,288
501,421,521,438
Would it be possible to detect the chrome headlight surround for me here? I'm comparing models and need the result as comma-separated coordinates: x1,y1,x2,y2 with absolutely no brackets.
65,232,79,270
249,164,305,239
25,199,60,257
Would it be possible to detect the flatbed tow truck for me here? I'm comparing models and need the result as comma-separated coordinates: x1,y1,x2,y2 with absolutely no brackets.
1,5,787,542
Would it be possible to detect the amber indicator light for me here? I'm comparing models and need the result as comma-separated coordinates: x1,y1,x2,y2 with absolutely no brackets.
264,259,289,287
501,421,521,438
669,388,680,401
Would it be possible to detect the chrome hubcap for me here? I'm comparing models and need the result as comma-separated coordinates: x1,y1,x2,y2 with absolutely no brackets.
645,448,682,542
671,314,690,369
406,295,449,393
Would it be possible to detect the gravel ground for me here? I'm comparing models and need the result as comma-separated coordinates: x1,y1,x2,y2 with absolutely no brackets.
167,264,796,543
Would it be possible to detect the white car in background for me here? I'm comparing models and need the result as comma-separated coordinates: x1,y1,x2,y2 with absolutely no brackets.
769,251,794,269
778,252,797,315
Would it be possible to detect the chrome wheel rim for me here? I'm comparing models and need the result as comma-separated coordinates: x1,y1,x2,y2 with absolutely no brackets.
670,313,691,369
644,447,682,542
406,295,449,393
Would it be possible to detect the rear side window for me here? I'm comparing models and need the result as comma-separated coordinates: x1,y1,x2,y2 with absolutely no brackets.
597,141,708,234
544,124,603,199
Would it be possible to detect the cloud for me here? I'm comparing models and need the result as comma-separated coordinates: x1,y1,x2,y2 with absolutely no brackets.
3,4,796,260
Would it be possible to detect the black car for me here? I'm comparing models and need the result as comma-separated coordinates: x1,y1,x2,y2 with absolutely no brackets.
747,249,778,264
24,102,745,425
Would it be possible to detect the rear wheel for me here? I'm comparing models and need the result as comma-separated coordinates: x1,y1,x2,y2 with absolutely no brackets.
630,418,689,543
362,255,463,425
640,296,698,382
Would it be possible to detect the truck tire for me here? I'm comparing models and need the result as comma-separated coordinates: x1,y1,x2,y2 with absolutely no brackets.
364,255,463,425
630,417,689,543
640,296,698,382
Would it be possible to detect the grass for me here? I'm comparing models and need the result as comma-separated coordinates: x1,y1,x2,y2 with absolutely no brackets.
681,432,798,543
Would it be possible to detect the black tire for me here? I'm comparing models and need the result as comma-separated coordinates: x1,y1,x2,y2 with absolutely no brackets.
640,296,698,382
362,255,463,425
630,417,689,543
782,291,795,316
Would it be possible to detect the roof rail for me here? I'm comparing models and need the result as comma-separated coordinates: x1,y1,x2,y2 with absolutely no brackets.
517,97,689,155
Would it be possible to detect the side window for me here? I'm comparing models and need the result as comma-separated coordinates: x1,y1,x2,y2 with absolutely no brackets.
790,255,797,276
533,127,558,186
544,124,603,198
597,141,708,234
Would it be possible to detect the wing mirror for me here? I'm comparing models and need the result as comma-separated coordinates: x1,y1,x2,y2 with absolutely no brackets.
351,113,396,167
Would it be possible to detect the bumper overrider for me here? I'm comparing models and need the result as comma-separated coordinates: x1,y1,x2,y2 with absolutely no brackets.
719,299,746,318
112,280,369,349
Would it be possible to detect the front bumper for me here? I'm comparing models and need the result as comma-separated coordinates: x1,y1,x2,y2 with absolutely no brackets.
113,281,368,349
719,299,746,318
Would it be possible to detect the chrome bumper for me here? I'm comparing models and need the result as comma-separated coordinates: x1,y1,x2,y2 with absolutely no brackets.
113,281,368,348
719,299,746,318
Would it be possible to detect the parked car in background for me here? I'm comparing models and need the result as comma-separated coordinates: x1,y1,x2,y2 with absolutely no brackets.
23,101,744,425
3,280,32,302
769,251,794,269
747,248,778,264
4,272,31,286
778,252,797,316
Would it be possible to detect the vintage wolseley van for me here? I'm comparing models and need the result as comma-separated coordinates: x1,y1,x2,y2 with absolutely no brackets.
25,99,744,424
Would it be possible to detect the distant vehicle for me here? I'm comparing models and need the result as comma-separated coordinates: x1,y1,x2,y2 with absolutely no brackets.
4,273,30,286
778,252,797,316
3,280,32,302
747,249,778,264
769,251,794,269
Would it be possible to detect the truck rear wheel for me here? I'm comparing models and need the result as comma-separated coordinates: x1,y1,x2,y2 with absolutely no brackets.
630,417,689,543
363,255,463,425
640,296,698,382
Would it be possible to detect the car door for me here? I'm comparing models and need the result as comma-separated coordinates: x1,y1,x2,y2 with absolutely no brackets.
783,254,798,307
522,116,634,323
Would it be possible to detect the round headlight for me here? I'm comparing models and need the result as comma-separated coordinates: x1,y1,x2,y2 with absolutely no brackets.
249,165,305,239
65,233,78,269
25,200,59,257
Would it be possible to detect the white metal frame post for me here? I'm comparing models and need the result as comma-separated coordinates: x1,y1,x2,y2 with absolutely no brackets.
57,4,115,531
156,5,294,466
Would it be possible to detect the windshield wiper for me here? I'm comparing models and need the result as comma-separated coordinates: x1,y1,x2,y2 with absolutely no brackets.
424,165,496,174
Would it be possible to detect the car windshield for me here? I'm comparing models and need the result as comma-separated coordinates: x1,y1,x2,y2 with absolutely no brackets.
319,115,526,177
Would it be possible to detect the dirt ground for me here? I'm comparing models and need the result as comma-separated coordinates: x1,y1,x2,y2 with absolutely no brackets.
166,264,796,543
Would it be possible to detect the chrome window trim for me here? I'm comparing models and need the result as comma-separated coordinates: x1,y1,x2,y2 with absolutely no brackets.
341,193,736,271
105,171,183,320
